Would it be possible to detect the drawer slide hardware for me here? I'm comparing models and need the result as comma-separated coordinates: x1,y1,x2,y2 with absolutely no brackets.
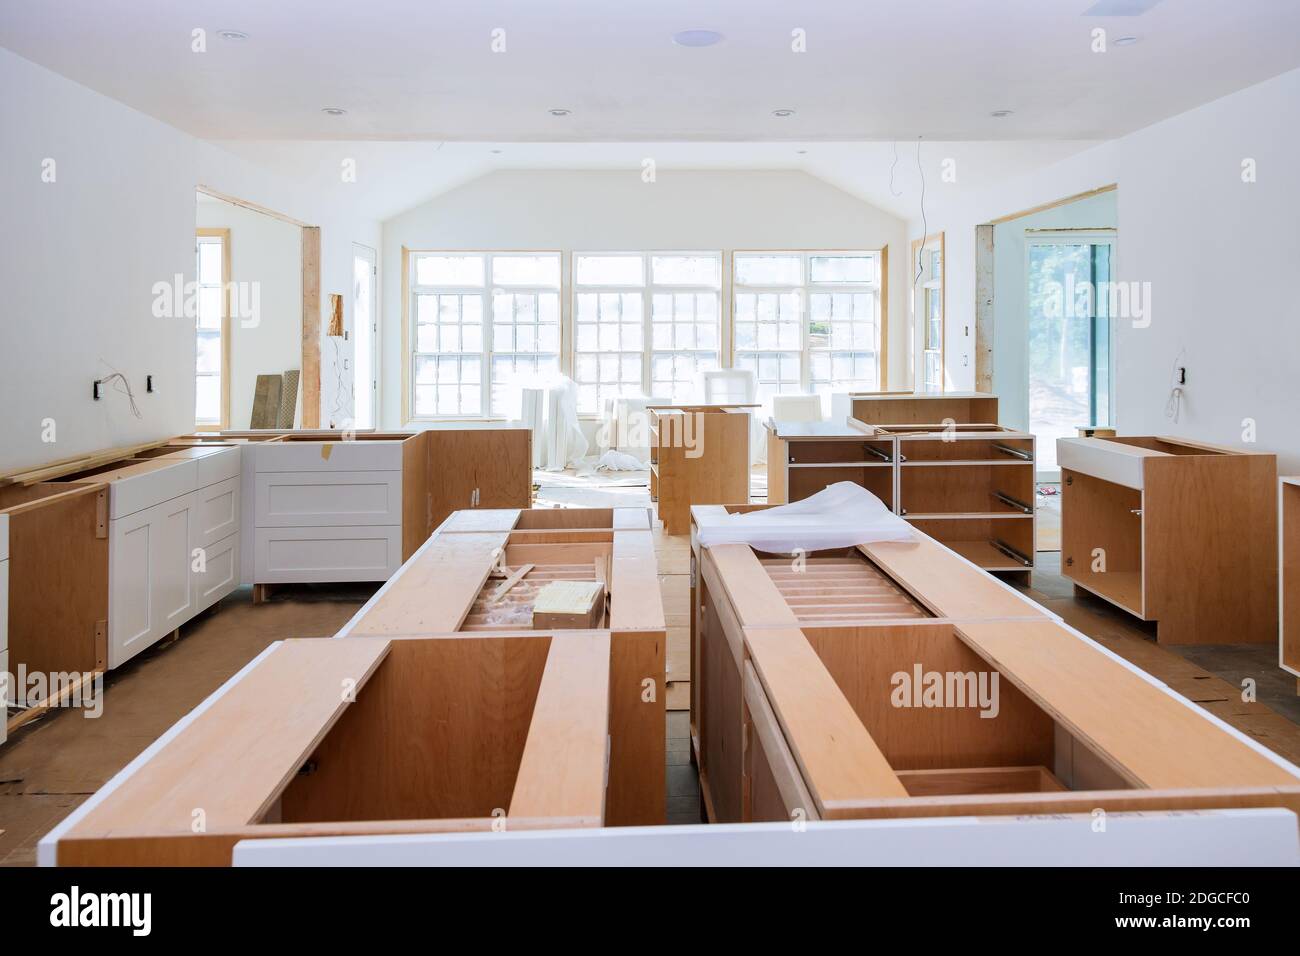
993,491,1033,514
991,538,1033,567
992,442,1033,461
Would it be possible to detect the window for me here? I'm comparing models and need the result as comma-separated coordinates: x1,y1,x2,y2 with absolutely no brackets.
913,234,945,392
409,252,560,418
195,230,228,428
573,252,721,414
733,251,880,407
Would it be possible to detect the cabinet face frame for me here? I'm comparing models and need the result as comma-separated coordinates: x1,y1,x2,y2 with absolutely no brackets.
1280,477,1300,680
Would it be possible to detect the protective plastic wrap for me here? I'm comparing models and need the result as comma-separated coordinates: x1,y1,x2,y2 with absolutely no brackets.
696,481,914,552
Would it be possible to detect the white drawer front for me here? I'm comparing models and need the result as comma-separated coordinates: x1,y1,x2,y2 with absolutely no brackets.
1056,438,1146,490
254,526,401,583
194,476,240,547
109,459,198,519
253,441,404,473
255,471,401,527
195,445,241,487
194,531,240,612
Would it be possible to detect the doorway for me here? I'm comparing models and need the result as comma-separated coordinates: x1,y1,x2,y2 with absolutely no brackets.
1025,233,1115,476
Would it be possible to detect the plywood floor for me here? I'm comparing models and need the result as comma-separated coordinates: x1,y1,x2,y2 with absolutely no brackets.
4,482,1300,860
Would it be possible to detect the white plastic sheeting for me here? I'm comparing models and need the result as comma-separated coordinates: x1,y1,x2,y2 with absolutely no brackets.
696,481,914,552
544,376,589,471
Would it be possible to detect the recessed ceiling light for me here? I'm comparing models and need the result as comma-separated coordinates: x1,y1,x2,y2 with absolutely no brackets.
217,30,249,40
321,107,347,116
990,109,1014,118
491,148,503,154
772,108,796,118
548,108,572,117
673,30,724,48
796,149,808,155
1114,35,1141,46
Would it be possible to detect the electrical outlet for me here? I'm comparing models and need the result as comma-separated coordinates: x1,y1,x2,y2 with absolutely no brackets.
92,379,101,400
146,374,154,393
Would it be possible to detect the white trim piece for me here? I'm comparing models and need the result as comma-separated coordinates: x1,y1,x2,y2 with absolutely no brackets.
37,642,284,867
233,810,1300,867
1056,436,1156,490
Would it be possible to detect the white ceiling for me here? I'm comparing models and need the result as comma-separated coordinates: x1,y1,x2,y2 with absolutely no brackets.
3,0,1299,141
213,139,1101,222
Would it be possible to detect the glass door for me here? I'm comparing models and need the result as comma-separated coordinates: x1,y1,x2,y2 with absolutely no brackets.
1025,234,1114,477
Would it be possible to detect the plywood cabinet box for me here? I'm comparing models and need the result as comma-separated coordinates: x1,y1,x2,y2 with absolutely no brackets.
338,507,665,826
0,481,108,738
47,445,243,669
650,404,752,535
851,391,1000,427
767,419,1036,573
689,504,1300,827
40,632,612,865
1058,435,1276,644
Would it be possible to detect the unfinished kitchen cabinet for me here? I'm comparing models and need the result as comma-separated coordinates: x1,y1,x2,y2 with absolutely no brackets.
0,482,108,738
894,425,1036,572
851,391,999,427
1279,477,1300,689
688,507,1300,828
649,404,752,535
425,427,533,532
765,420,895,508
765,419,1036,573
340,511,665,826
689,503,1048,822
1058,435,1276,644
41,632,612,865
49,445,243,668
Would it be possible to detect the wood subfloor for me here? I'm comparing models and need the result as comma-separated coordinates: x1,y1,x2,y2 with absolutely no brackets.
3,489,1299,860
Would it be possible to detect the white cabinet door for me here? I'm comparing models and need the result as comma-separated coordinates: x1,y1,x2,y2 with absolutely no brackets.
109,506,156,668
193,476,240,548
156,495,195,635
194,531,239,613
109,493,197,669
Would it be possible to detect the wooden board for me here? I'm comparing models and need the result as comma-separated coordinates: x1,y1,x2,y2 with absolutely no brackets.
279,636,546,822
349,532,507,636
64,639,390,839
744,625,908,816
250,374,283,430
509,631,611,825
954,620,1300,789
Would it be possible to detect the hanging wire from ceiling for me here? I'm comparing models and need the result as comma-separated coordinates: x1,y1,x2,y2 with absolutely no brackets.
913,137,928,290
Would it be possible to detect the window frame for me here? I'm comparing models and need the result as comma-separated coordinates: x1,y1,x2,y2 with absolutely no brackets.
403,249,563,421
911,232,945,393
731,249,885,403
571,250,723,416
195,228,230,431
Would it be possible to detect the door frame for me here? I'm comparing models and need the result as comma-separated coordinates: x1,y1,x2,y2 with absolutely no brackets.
352,243,379,429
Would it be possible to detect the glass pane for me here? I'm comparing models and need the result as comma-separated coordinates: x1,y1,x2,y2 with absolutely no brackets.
195,374,220,424
810,255,873,284
196,331,221,374
197,241,223,285
1027,242,1095,472
651,255,720,286
416,254,484,286
1093,243,1111,428
575,255,644,286
492,255,560,287
734,255,800,286
197,287,223,330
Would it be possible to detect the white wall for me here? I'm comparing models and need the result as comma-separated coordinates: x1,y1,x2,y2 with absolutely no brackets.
195,198,303,429
0,47,382,472
380,169,910,428
913,66,1300,470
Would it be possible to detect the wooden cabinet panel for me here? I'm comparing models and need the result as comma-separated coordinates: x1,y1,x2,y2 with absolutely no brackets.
426,428,532,532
